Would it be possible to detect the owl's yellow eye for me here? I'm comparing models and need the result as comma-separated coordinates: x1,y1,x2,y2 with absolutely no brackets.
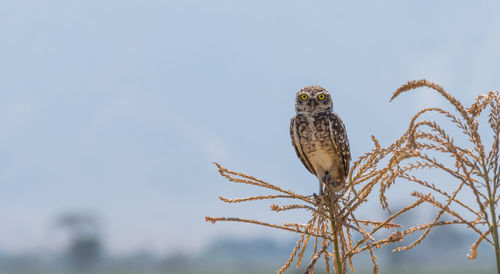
318,94,325,100
301,94,308,100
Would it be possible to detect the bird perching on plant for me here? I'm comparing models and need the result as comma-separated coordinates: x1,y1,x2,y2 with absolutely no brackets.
290,86,351,197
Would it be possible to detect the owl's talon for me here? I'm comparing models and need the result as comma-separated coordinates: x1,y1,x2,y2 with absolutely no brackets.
332,180,342,187
324,177,343,188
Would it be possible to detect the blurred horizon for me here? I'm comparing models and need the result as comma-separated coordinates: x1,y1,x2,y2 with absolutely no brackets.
1,0,500,272
0,216,495,273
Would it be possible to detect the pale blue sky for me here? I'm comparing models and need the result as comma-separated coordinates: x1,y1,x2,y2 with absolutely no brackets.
0,0,499,255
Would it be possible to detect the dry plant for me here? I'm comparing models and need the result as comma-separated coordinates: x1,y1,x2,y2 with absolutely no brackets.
378,79,500,272
206,135,425,273
206,79,499,273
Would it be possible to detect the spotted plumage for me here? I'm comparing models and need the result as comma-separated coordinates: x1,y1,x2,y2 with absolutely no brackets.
290,85,351,195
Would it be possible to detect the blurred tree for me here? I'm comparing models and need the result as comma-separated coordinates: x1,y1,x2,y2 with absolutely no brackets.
56,212,103,270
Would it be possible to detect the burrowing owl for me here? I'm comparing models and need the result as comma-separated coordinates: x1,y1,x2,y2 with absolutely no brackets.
290,85,351,195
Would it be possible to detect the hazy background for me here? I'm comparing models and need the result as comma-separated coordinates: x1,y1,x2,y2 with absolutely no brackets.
0,0,499,273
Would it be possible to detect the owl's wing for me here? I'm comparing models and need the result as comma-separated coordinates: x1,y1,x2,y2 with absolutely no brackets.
328,112,351,177
290,116,316,175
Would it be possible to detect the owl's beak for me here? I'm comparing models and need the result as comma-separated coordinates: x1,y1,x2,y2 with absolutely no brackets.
307,99,318,107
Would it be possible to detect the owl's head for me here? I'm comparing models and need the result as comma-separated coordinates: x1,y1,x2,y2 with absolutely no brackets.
295,85,333,114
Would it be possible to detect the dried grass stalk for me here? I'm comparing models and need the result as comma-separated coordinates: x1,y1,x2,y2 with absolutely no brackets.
206,143,415,274
383,79,500,272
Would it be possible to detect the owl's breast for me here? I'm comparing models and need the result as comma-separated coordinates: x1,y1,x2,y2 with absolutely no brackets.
308,148,337,175
296,113,338,173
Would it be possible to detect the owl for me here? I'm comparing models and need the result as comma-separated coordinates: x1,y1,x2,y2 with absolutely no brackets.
290,85,351,195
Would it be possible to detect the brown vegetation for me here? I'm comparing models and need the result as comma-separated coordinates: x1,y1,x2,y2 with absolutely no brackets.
206,79,500,273
380,79,500,271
